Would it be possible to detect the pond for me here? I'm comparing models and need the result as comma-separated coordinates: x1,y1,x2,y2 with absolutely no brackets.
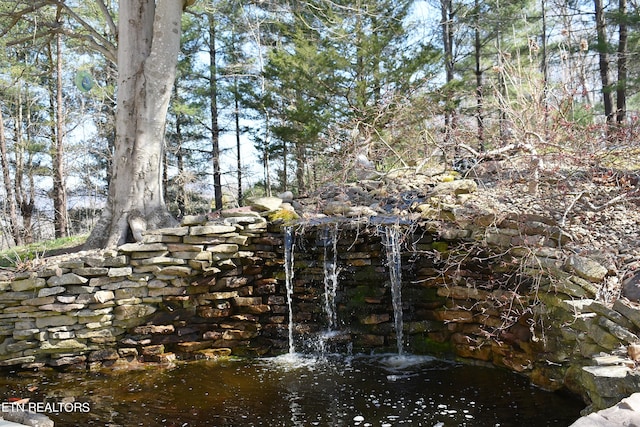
0,353,584,426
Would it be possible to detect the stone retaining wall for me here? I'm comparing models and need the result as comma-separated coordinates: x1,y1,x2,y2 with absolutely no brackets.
1,209,639,413
0,212,288,368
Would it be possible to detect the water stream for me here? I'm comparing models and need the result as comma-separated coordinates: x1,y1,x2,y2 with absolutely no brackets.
284,226,296,354
0,223,587,425
322,224,339,331
383,225,405,355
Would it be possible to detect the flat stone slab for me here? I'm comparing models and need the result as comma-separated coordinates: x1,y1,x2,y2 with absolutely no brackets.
566,255,608,283
570,393,640,426
1,410,54,427
249,196,282,211
190,225,237,235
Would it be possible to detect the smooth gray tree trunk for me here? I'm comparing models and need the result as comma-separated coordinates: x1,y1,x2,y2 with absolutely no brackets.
85,0,183,249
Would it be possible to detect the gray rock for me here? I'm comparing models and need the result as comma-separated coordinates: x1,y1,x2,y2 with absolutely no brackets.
221,207,261,217
114,304,156,320
118,242,168,253
2,409,54,427
46,273,88,286
614,298,640,330
224,216,266,225
323,201,351,215
181,215,208,226
622,272,640,302
277,191,294,203
10,277,46,292
346,206,378,217
207,244,239,254
35,315,78,328
0,356,36,366
565,255,608,283
580,365,640,411
570,392,640,426
249,196,283,211
107,267,133,278
189,224,237,236
432,179,478,195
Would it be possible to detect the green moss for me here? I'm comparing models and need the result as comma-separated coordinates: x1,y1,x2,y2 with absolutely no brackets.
432,241,448,253
267,209,299,223
345,285,381,306
352,266,382,282
410,335,453,356
342,284,387,321
403,287,443,303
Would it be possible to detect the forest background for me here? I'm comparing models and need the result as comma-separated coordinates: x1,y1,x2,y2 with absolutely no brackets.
0,0,638,250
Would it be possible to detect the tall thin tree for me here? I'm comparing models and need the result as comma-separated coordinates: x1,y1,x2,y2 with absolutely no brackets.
208,12,223,211
616,0,628,128
594,0,615,129
52,7,68,238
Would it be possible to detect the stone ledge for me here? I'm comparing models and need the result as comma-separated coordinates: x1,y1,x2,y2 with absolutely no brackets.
570,393,640,426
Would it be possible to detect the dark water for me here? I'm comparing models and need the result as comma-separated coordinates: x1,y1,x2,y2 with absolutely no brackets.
0,354,584,426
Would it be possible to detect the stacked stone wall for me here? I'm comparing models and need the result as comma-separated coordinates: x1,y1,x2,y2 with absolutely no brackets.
1,210,639,412
0,213,290,368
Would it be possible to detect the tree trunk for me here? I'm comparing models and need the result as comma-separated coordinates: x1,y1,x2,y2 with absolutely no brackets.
234,77,242,205
264,112,272,197
282,139,288,192
594,0,614,127
616,0,627,128
473,0,484,151
85,0,183,249
496,3,508,143
441,0,455,142
0,109,20,246
53,24,68,238
208,13,223,211
175,85,186,216
295,142,305,194
540,0,549,141
15,88,36,244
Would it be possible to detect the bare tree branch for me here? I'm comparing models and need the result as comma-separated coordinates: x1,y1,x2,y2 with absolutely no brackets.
57,27,116,64
1,1,116,64
583,192,640,211
57,1,116,63
93,0,117,37
0,1,54,38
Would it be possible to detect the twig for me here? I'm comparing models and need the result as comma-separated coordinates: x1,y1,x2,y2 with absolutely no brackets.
560,191,585,227
584,192,638,211
373,128,408,169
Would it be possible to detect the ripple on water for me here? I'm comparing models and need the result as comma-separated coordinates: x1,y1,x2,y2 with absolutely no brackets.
0,353,584,426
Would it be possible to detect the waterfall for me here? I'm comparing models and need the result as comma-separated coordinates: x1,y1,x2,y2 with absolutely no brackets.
284,226,296,354
322,224,339,330
383,226,404,355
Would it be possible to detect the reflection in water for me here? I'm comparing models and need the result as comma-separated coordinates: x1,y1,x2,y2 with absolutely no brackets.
0,354,584,426
287,390,302,426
